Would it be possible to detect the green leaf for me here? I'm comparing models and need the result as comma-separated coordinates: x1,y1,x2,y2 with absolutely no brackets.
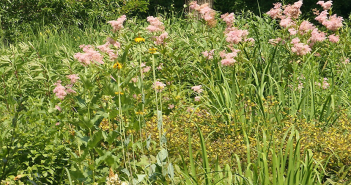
87,130,102,148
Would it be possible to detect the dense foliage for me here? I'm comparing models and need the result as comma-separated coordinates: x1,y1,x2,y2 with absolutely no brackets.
1,0,351,184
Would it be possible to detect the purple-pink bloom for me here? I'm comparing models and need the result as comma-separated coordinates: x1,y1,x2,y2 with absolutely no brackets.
221,13,235,28
309,28,326,43
191,85,203,94
317,1,333,10
323,14,343,31
291,43,311,56
55,105,62,112
202,49,215,60
225,29,249,44
194,96,201,102
153,81,166,92
154,32,168,45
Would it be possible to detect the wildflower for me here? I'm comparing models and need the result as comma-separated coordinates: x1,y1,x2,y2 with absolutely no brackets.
153,81,166,92
342,58,350,65
55,122,60,126
154,32,168,45
328,34,339,43
309,29,326,43
191,85,203,94
146,16,164,33
157,63,163,70
115,92,124,95
317,1,333,10
266,2,282,19
97,42,118,60
221,58,236,66
225,29,249,44
202,49,215,60
149,48,157,54
134,36,145,43
323,14,343,31
65,85,77,94
291,43,311,56
53,81,67,100
186,107,194,113
269,37,282,45
291,37,300,44
143,66,151,73
55,105,62,112
315,10,328,24
280,17,294,28
74,45,104,66
195,96,201,102
221,13,235,28
113,62,122,69
283,0,303,19
131,77,138,83
168,104,175,109
297,82,304,90
108,15,127,32
322,78,330,89
299,21,315,34
66,74,79,84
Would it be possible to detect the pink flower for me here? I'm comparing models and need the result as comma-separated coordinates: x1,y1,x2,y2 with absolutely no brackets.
191,85,203,94
288,28,297,35
97,42,118,60
291,43,311,56
280,17,294,28
53,81,67,100
55,105,62,112
245,38,255,43
143,66,151,73
65,85,77,94
221,13,235,27
66,74,79,84
221,58,236,66
108,15,127,32
153,81,166,92
309,29,326,43
133,94,138,99
157,63,163,70
283,0,303,19
328,34,339,43
291,37,300,45
168,104,175,109
55,122,60,126
322,78,330,89
146,16,164,33
299,21,315,34
202,49,215,60
189,1,200,10
317,1,333,10
131,77,138,83
342,58,349,65
315,10,328,24
74,45,104,66
154,32,168,45
323,14,343,31
194,96,201,102
266,3,282,19
186,107,194,113
225,29,249,44
269,37,282,45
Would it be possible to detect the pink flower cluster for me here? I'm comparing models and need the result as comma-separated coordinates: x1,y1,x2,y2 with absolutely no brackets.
290,38,311,56
97,41,120,60
315,78,330,89
191,85,203,94
154,32,168,45
74,45,104,66
225,29,249,44
66,74,79,84
202,49,215,60
53,81,67,100
146,16,165,33
315,2,343,31
298,21,315,34
221,13,235,28
108,15,127,32
267,1,302,20
219,50,240,66
189,1,217,27
269,37,283,45
309,29,326,44
317,1,333,10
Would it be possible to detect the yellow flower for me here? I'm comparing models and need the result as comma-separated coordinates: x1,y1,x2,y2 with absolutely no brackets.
134,36,145,43
149,48,157,54
113,62,122,69
115,92,124,95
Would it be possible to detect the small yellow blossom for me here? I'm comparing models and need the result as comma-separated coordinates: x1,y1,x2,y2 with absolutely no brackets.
113,62,122,69
115,92,124,95
149,48,157,54
134,36,145,43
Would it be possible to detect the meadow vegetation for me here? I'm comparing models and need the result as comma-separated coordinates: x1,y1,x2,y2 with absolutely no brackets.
1,0,351,184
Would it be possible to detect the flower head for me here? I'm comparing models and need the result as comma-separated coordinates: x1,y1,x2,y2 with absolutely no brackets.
191,85,203,94
66,74,80,84
135,36,145,43
113,62,122,69
149,48,157,54
153,81,166,92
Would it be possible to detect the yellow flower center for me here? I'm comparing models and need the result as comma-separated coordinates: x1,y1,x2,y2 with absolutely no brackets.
149,48,157,54
113,62,122,69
